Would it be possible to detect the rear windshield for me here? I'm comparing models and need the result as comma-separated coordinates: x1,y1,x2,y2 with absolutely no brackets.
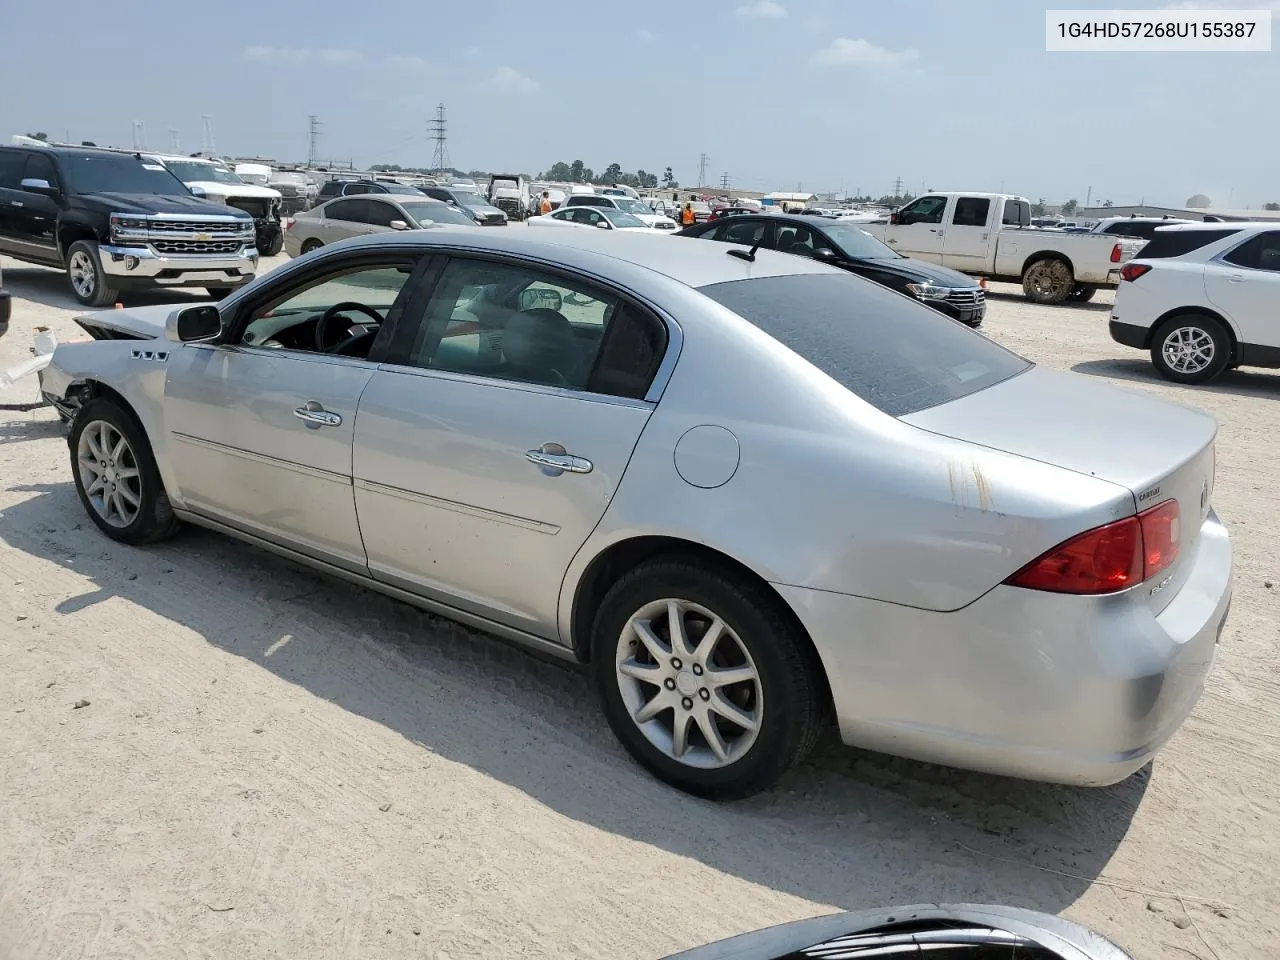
1141,229,1240,259
701,273,1031,416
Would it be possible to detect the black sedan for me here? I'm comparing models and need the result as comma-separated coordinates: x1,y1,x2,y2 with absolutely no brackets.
676,213,986,326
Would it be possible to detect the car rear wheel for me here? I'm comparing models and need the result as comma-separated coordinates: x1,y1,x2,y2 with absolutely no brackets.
1022,257,1075,305
592,556,826,799
1150,314,1232,384
300,239,323,255
1068,284,1098,303
66,240,119,308
70,398,179,545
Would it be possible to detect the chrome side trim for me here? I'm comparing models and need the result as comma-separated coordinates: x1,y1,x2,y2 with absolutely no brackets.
372,361,653,410
172,508,579,663
170,431,351,485
354,477,561,534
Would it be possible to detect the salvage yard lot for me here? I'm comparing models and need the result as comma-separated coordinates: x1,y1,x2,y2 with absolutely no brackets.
1,255,1277,960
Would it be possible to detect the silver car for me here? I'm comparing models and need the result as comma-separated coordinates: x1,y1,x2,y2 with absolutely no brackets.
283,195,476,257
39,229,1231,799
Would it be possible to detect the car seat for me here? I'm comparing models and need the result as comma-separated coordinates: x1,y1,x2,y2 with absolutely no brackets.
501,308,578,387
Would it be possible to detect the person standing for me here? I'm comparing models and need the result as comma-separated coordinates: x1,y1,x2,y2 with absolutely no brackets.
538,191,553,215
681,202,696,227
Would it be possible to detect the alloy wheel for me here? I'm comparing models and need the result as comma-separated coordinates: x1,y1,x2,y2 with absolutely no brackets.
76,420,142,528
615,598,763,769
68,251,97,300
1162,326,1215,374
1025,259,1072,299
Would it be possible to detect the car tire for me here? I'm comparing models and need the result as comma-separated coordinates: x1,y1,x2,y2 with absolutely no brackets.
591,555,827,800
1021,256,1075,305
1068,284,1098,303
69,397,180,545
66,240,119,308
259,231,284,257
1150,313,1232,384
300,239,323,255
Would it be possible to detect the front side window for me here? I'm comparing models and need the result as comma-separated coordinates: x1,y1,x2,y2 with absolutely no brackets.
239,262,418,356
712,220,768,245
1222,231,1280,272
952,197,991,227
701,273,1030,416
772,223,817,256
899,196,946,225
395,258,666,398
324,198,369,223
23,152,59,187
363,199,400,227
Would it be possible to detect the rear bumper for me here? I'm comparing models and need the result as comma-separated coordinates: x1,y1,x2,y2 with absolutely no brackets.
1109,318,1150,349
776,510,1231,785
99,244,258,289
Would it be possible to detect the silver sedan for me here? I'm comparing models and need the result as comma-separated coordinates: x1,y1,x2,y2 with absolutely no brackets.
283,194,476,258
39,228,1231,799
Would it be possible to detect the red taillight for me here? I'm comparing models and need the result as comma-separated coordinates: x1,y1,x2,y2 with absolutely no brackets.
1007,500,1180,595
1110,242,1124,263
1120,262,1151,282
284,219,294,231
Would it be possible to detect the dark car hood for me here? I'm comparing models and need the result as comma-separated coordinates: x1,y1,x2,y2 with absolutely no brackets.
842,254,977,287
74,192,252,219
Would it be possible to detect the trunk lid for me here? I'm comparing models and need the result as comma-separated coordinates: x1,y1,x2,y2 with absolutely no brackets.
903,366,1217,612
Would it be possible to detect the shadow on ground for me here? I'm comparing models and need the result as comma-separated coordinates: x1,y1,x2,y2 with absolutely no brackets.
1072,358,1280,399
1,468,1149,918
985,290,1113,313
0,265,208,312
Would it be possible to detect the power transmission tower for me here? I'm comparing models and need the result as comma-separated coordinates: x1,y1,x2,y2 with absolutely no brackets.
719,171,731,190
201,115,216,156
892,176,904,199
697,153,710,187
132,121,147,150
429,103,450,174
168,128,181,153
308,115,323,167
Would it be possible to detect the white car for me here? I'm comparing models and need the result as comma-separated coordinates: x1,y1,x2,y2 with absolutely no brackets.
562,195,679,232
526,207,662,233
1110,221,1280,383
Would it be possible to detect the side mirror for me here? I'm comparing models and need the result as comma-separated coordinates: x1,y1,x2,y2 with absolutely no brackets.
596,220,611,229
168,304,222,343
389,219,409,230
21,177,56,196
813,247,836,261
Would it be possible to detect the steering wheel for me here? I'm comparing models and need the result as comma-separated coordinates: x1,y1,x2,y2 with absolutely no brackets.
314,301,385,352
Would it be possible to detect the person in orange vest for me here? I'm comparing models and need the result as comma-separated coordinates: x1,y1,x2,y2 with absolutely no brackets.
680,202,696,226
538,191,552,215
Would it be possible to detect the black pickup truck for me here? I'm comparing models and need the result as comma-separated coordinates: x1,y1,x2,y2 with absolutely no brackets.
0,144,259,307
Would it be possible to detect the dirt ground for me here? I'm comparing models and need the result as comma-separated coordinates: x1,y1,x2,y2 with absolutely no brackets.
1,253,1277,960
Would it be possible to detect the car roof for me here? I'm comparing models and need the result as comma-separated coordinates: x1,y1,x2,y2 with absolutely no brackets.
1154,221,1274,233
323,227,844,289
11,144,142,161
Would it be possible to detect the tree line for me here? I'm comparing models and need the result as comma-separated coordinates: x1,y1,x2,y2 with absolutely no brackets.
537,161,676,190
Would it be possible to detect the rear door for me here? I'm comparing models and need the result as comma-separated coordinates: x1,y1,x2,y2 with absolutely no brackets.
941,196,992,273
317,198,373,243
0,148,30,254
882,195,947,260
352,254,670,638
1204,230,1280,348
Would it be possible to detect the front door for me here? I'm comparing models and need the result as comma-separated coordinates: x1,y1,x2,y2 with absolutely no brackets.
882,195,948,261
164,254,425,571
353,255,670,638
1204,229,1280,348
941,195,993,273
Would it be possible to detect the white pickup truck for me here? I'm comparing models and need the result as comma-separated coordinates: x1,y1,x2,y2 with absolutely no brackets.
863,192,1144,304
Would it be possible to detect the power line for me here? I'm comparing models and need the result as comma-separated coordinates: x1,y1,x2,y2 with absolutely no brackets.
429,103,450,174
719,171,731,190
697,153,710,187
308,115,323,167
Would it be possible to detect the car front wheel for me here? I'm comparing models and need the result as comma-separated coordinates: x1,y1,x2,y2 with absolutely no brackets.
1150,314,1232,384
592,556,826,799
66,240,119,308
70,398,180,545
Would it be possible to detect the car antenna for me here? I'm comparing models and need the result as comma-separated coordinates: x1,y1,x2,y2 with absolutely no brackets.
727,241,762,263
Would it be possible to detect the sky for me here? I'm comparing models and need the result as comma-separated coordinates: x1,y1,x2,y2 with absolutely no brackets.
2,0,1278,208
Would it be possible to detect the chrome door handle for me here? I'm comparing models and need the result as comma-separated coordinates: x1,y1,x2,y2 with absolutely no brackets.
293,401,342,427
1227,274,1245,283
526,447,593,475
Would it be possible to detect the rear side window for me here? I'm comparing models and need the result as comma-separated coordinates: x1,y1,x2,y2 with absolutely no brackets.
1222,231,1280,272
952,197,990,227
701,273,1030,416
1141,229,1241,259
1001,200,1031,226
0,149,25,189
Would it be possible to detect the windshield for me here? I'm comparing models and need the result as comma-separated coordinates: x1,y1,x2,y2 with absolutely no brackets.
377,182,425,196
701,274,1030,416
614,199,651,215
400,201,474,227
821,222,901,260
603,209,647,228
166,161,244,185
272,172,309,185
452,192,490,209
59,153,192,196
691,202,711,212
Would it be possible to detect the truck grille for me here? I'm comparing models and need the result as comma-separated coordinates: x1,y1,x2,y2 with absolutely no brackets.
652,221,675,230
151,238,244,255
147,218,246,235
946,289,986,309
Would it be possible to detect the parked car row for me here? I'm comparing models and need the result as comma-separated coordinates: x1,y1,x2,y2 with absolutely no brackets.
37,222,1231,800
